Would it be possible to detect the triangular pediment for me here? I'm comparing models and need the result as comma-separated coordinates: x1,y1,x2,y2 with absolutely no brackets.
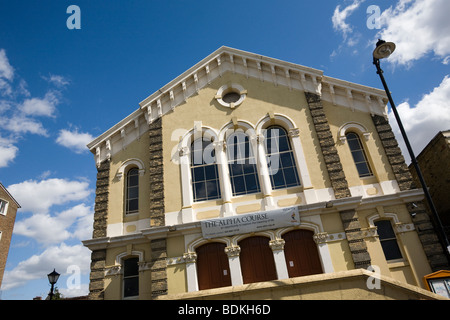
88,46,388,165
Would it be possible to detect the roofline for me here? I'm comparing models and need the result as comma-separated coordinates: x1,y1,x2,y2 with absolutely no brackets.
0,182,21,208
86,46,389,155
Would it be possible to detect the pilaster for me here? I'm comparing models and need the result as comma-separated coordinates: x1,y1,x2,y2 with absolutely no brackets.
305,92,371,270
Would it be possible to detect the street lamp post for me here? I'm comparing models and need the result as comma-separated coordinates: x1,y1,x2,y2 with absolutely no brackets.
373,40,450,257
47,269,60,300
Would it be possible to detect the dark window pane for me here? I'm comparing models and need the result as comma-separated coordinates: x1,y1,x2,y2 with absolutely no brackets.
124,258,139,276
192,167,205,182
245,174,259,192
194,182,206,200
380,240,403,260
351,151,366,164
124,277,139,297
230,163,243,176
127,199,138,212
204,165,217,180
127,186,138,199
233,176,245,193
280,152,293,167
375,220,396,239
356,163,371,177
283,167,299,186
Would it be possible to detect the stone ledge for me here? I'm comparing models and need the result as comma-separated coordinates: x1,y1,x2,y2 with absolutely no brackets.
156,269,448,300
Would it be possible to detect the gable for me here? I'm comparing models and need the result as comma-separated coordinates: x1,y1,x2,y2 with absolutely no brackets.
88,46,388,166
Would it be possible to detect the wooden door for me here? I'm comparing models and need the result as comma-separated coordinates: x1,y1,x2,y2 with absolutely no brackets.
283,230,323,278
239,236,277,284
196,242,231,290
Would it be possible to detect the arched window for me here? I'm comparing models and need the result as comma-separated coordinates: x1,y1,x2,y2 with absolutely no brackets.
126,168,139,214
123,257,139,298
375,220,402,261
346,132,373,178
264,126,301,189
226,132,260,196
191,138,221,202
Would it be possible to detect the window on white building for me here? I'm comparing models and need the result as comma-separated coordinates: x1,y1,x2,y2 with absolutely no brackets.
375,220,402,261
126,168,139,214
123,257,139,298
346,132,373,178
227,132,261,196
191,139,221,202
265,126,301,189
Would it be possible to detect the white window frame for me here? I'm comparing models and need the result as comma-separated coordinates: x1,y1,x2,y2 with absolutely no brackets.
0,199,8,216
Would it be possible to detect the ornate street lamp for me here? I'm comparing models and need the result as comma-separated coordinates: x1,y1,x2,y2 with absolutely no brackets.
47,269,60,300
373,40,450,256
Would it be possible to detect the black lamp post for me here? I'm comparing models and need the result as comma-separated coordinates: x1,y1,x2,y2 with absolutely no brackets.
47,269,60,300
373,39,450,256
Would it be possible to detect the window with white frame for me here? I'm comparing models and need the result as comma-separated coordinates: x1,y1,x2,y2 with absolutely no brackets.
346,132,373,178
126,168,139,214
0,199,8,215
123,257,139,298
375,220,402,261
191,138,221,202
227,132,261,196
264,126,301,189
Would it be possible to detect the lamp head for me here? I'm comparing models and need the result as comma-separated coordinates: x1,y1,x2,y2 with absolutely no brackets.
373,40,396,60
47,269,60,285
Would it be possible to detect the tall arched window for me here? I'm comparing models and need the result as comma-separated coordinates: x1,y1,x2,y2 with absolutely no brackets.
191,138,221,202
346,132,373,178
126,168,139,214
265,126,301,189
227,132,260,196
375,220,402,261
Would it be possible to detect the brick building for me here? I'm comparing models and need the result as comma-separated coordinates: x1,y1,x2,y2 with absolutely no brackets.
0,183,20,290
83,47,448,300
409,130,450,259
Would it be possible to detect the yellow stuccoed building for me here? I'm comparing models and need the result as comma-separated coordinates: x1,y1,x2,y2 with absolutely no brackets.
83,47,449,300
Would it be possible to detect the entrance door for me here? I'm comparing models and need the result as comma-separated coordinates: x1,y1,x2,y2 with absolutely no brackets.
196,242,231,290
283,230,323,278
239,236,277,284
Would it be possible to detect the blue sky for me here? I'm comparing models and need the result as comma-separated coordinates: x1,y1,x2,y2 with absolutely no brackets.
0,0,449,299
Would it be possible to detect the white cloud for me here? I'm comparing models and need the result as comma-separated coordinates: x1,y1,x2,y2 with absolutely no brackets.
0,136,18,167
0,115,48,136
1,243,91,291
377,0,450,65
43,74,70,88
332,0,365,41
389,75,450,163
0,49,14,81
19,91,59,117
7,178,92,214
13,203,93,245
56,129,94,153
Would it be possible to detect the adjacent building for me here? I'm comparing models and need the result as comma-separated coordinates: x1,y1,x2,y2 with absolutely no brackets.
0,183,20,290
83,47,448,300
409,130,450,255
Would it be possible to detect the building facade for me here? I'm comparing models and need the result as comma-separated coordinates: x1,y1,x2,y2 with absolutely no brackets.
83,47,446,300
409,130,450,254
0,183,20,290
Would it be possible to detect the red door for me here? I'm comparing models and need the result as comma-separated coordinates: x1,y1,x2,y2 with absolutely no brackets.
196,242,231,290
283,230,323,278
239,236,277,284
